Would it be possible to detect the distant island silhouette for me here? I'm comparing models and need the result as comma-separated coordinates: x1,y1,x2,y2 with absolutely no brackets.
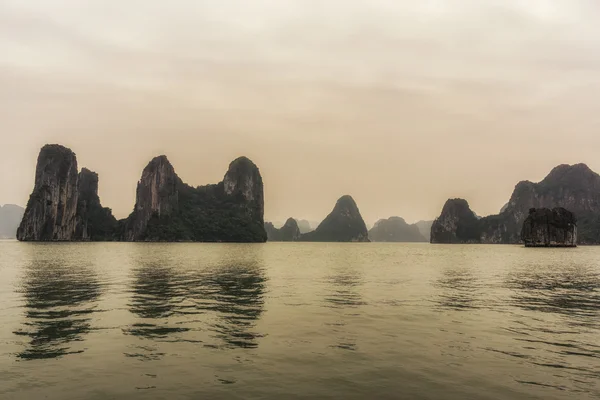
14,144,598,245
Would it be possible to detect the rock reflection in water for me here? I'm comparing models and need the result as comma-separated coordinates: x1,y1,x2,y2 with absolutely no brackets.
125,262,190,339
202,262,267,349
124,245,267,351
323,261,365,351
13,257,102,360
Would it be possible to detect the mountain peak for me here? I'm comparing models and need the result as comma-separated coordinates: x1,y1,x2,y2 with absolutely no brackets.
369,216,426,242
299,195,369,242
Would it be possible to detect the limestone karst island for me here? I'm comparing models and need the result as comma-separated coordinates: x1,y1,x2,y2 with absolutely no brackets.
429,163,600,247
14,144,600,247
17,144,373,243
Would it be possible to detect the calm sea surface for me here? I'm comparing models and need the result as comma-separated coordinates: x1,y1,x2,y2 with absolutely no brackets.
0,242,599,399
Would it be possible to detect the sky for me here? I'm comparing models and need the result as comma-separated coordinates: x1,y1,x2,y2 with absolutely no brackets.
2,0,600,225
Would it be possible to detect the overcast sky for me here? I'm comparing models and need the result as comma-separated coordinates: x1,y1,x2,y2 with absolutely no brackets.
2,0,600,224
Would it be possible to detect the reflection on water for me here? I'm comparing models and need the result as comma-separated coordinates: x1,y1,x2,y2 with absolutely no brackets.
3,243,600,399
13,258,102,360
323,258,365,351
435,267,482,311
203,263,266,349
506,266,600,325
124,245,267,353
125,262,190,339
324,270,364,309
487,263,600,394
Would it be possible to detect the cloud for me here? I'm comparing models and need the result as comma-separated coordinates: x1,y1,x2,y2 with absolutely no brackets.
2,1,600,222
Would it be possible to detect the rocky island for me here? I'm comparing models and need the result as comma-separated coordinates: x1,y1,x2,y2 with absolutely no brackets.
299,195,369,242
430,199,481,244
521,208,577,247
265,218,301,241
17,145,117,241
431,164,600,245
121,154,266,242
368,216,427,242
17,144,267,242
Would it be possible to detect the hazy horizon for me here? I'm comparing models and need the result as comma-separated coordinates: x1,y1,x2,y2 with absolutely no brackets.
3,1,600,224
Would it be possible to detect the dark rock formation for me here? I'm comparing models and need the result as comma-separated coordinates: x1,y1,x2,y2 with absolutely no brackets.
430,199,481,244
369,216,427,242
17,145,117,241
0,204,25,239
123,156,181,241
521,207,577,247
415,220,433,242
18,145,267,242
431,163,600,244
223,156,266,232
123,156,267,242
265,218,301,241
75,168,118,240
17,145,80,241
299,195,369,242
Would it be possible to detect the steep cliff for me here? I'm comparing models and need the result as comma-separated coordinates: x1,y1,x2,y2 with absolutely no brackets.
265,218,301,241
17,145,80,241
75,168,118,240
430,199,480,244
0,204,25,239
123,156,267,242
299,195,369,242
521,208,577,247
369,217,427,242
123,156,181,241
431,163,600,244
494,164,600,244
17,145,117,241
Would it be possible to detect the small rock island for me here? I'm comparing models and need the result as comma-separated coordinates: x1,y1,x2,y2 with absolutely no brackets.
368,216,427,242
521,208,577,247
299,195,369,242
265,218,301,241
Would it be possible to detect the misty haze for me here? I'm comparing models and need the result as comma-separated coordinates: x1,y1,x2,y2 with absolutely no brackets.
1,1,600,400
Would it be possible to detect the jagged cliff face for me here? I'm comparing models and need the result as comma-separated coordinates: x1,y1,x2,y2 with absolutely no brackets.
75,168,117,240
496,164,600,244
431,164,600,244
521,208,577,247
430,199,480,244
124,156,181,241
17,145,80,241
223,157,265,223
279,218,301,241
300,195,369,242
124,155,266,242
369,217,427,242
18,146,266,242
17,145,117,241
265,218,301,241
